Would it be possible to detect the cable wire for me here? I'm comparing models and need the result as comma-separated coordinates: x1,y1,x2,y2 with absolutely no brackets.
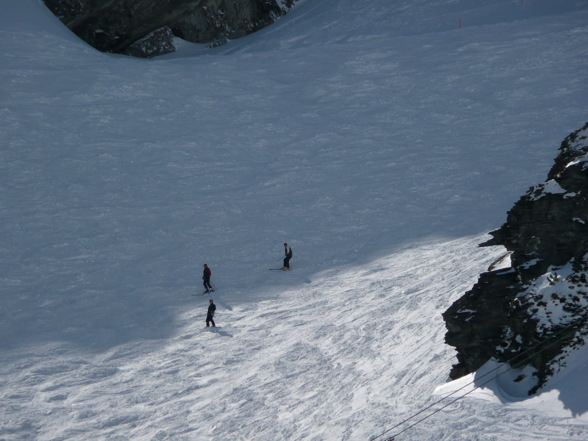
371,314,588,441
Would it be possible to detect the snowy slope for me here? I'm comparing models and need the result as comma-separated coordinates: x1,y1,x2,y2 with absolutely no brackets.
1,0,588,440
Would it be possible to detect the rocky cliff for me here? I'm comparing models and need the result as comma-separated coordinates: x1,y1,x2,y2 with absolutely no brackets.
42,0,296,57
443,122,588,395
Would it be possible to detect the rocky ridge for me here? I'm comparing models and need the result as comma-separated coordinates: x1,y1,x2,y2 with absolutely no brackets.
42,0,296,57
443,122,588,394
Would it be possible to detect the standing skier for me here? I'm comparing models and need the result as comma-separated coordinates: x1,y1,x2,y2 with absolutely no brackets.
202,264,214,293
206,299,216,327
282,243,293,270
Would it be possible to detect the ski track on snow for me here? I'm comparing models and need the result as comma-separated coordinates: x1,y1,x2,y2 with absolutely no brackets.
2,237,587,440
1,236,495,441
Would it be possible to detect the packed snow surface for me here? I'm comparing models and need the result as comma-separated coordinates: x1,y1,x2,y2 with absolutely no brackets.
1,0,588,440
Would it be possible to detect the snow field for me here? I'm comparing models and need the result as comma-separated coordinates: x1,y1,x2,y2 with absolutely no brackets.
1,0,588,440
2,235,504,441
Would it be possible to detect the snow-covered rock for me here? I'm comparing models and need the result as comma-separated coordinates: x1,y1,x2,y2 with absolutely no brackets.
444,122,588,394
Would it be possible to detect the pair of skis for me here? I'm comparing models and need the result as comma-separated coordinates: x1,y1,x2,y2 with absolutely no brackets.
193,289,215,296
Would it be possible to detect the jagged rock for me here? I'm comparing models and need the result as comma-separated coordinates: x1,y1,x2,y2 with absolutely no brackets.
42,0,297,57
171,0,294,46
125,27,176,58
443,122,588,394
43,0,199,53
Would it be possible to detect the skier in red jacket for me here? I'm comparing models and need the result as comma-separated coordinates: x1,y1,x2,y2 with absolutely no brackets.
202,264,214,293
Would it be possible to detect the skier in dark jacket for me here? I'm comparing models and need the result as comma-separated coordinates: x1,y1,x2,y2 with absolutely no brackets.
202,264,214,293
206,299,216,327
282,243,292,270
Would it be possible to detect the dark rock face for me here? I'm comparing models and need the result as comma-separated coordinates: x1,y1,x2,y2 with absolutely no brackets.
125,27,176,58
171,0,291,45
443,122,588,394
42,0,296,57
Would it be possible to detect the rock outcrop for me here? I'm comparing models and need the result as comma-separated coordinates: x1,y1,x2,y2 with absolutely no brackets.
125,26,176,58
443,122,588,394
42,0,296,57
